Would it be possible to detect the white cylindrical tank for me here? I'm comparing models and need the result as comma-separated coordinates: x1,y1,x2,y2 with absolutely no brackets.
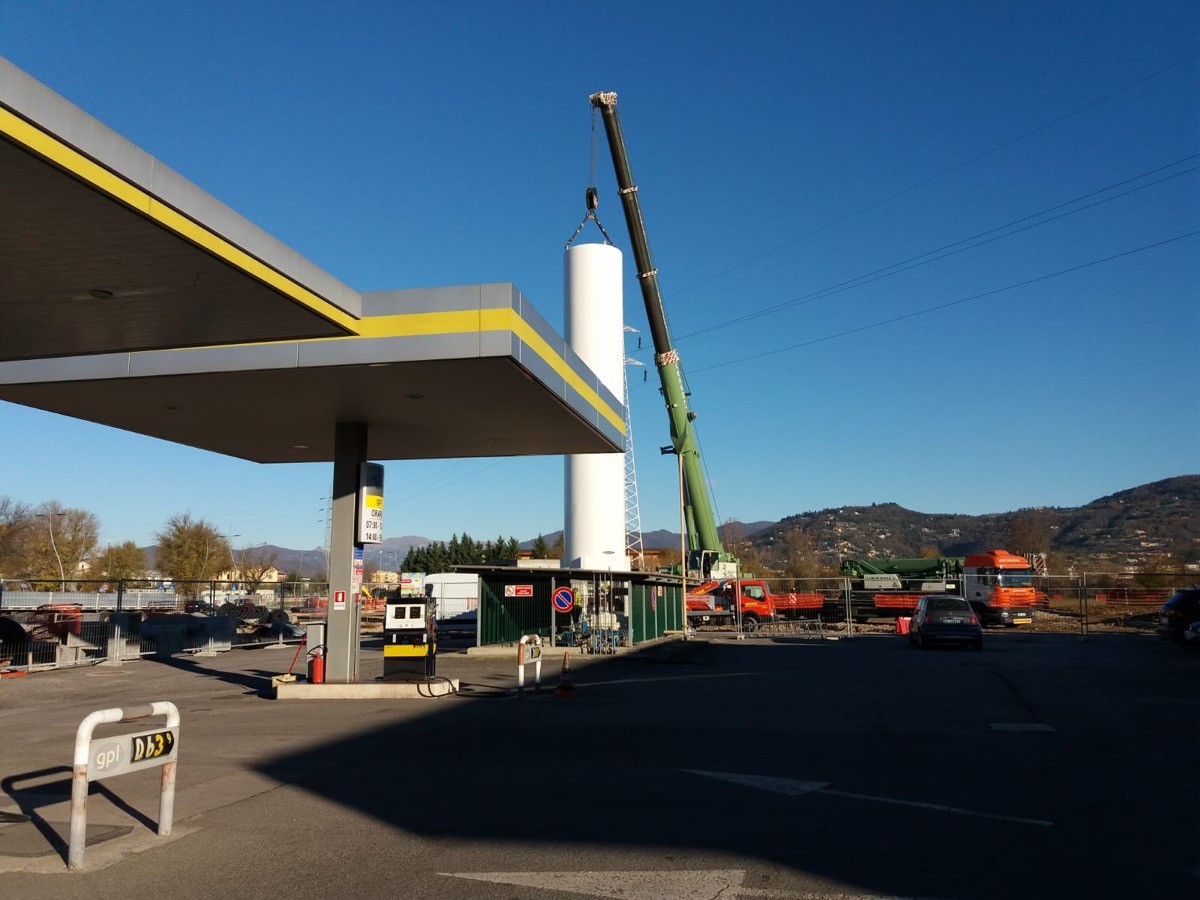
563,243,626,570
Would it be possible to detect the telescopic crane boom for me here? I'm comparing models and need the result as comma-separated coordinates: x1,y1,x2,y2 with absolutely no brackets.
589,91,735,578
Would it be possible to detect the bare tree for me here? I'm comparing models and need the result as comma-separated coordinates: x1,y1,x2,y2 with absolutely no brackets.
721,520,769,577
656,546,681,569
0,496,32,577
773,526,824,579
235,545,280,595
1007,509,1055,556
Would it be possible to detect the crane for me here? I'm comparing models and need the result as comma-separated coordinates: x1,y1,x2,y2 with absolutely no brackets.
589,91,738,581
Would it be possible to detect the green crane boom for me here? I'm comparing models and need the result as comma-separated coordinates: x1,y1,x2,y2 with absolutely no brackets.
589,91,731,576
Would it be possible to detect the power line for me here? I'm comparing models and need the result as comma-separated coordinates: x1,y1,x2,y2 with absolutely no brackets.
688,229,1200,375
675,155,1200,342
666,54,1199,300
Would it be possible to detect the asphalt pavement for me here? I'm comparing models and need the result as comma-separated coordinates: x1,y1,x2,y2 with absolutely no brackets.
1,630,1196,899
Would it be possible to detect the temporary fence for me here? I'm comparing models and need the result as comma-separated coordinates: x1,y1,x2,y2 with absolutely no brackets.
686,573,1195,638
0,578,326,675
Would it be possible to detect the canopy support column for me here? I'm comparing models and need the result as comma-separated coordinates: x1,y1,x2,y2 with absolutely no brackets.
325,422,367,683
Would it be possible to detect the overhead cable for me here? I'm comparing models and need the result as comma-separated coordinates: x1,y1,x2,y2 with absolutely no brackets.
667,54,1199,300
688,229,1200,375
676,155,1199,341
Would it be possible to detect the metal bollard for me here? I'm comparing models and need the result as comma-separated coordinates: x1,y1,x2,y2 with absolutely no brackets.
69,701,180,869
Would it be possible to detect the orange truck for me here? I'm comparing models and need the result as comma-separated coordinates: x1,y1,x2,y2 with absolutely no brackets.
961,550,1038,626
686,579,824,631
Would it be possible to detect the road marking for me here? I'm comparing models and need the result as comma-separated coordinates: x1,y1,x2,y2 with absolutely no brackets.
583,672,755,687
684,770,1053,827
437,869,908,899
990,722,1056,732
682,769,827,796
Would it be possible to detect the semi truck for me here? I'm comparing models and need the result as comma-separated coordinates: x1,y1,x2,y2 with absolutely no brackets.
686,579,824,631
840,549,1037,626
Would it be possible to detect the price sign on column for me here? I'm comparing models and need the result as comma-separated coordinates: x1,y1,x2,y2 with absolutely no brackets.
358,463,384,544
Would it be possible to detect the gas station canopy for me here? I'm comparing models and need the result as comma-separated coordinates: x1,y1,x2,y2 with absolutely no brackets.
0,57,623,462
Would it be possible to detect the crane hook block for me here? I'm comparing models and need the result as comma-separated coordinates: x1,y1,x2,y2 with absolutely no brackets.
586,187,599,211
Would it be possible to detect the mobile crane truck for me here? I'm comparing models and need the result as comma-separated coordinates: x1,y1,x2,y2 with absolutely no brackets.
589,91,738,587
685,578,825,631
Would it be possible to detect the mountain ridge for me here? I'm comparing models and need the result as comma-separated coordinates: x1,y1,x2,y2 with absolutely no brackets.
184,476,1197,577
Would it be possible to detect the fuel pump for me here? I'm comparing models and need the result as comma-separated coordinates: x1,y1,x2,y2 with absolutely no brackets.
382,590,436,679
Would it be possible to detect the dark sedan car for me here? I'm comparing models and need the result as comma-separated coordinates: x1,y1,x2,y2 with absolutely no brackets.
1157,588,1200,643
909,594,983,651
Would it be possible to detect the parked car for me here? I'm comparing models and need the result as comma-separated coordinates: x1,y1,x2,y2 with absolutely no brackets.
909,594,983,651
1182,620,1200,652
1156,588,1200,643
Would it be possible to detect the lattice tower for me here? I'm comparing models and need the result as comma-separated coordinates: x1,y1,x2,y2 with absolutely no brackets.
623,344,646,571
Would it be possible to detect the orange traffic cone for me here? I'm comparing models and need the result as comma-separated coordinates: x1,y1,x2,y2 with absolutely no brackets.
555,651,576,698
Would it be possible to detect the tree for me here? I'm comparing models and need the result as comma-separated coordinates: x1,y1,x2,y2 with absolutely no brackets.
96,541,147,583
530,534,550,559
721,520,769,578
1007,509,1055,555
773,526,823,579
155,514,228,599
25,502,100,588
657,546,681,569
0,496,32,577
235,545,280,595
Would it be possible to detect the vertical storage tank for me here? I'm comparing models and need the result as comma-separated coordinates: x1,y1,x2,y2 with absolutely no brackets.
563,242,626,569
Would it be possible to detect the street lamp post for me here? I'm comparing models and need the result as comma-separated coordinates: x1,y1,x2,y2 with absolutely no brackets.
226,531,241,597
36,512,66,587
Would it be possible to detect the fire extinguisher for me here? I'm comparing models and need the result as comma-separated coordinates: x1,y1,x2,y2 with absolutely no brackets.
307,644,326,684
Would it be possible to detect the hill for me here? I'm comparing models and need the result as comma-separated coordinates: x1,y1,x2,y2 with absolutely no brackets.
742,475,1198,569
160,477,1193,578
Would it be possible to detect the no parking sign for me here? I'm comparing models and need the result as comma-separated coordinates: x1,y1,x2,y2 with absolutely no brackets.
552,586,575,613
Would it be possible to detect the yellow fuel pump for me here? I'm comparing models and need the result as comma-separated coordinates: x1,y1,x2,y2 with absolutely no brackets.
382,594,436,679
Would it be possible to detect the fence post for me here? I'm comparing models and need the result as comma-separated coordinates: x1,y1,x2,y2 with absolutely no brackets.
1079,573,1089,640
0,578,4,611
843,578,853,637
102,579,127,668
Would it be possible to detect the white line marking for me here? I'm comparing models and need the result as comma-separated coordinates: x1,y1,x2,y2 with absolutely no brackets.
990,722,1056,732
684,770,1053,827
437,870,911,899
818,788,1054,827
581,672,756,687
684,769,827,796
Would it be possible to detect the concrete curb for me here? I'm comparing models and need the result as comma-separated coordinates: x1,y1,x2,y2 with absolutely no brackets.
274,678,459,699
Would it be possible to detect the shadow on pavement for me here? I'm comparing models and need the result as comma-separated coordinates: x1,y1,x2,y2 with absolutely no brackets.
2,766,154,863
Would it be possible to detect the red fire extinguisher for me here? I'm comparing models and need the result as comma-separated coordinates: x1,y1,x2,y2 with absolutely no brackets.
307,644,326,684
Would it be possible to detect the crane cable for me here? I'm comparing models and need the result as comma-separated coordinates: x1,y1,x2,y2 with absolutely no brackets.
565,103,615,248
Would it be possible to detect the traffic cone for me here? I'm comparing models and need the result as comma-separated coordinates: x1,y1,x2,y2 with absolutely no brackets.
555,651,576,698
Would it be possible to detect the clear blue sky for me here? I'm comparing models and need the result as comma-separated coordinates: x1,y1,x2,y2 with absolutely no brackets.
2,1,1197,553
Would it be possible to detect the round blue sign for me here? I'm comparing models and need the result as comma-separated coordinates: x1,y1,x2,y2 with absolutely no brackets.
552,587,575,613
